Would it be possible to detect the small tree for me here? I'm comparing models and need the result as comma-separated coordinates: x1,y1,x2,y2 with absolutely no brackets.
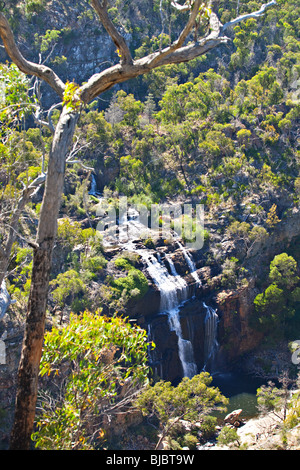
266,203,281,228
136,372,228,450
257,372,295,423
32,310,150,450
49,269,86,309
0,63,45,290
253,253,300,338
269,253,299,289
217,425,241,448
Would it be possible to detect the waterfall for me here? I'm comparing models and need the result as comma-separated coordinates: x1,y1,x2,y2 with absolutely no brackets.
118,207,149,245
0,280,15,320
176,241,201,286
112,209,201,379
166,254,188,303
89,174,98,196
139,250,197,378
203,302,219,372
168,309,198,378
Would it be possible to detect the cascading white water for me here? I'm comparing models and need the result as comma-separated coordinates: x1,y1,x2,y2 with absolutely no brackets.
138,250,197,378
89,174,100,197
176,241,201,286
168,309,198,378
166,254,189,303
203,302,219,372
101,207,202,379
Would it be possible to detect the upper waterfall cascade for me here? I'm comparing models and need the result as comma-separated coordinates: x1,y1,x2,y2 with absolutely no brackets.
176,241,202,287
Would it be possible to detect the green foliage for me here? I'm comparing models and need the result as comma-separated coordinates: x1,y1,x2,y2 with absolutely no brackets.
63,81,82,111
249,225,269,243
0,63,36,132
50,269,86,309
7,245,33,308
32,311,150,449
112,268,149,302
257,381,285,416
269,253,299,289
56,219,102,253
116,155,145,195
230,18,258,71
199,415,218,441
114,253,138,272
266,204,281,228
34,29,61,53
237,128,251,145
136,372,228,448
254,283,286,323
25,0,46,18
81,254,107,278
253,253,300,339
80,110,112,148
116,90,144,127
56,218,83,249
221,257,239,288
227,221,250,239
217,426,241,448
182,433,198,450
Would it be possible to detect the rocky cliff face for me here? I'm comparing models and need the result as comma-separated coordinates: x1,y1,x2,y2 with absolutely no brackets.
126,207,300,381
213,207,300,367
216,282,263,362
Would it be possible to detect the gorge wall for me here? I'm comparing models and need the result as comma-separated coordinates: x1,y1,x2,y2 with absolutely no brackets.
125,206,300,384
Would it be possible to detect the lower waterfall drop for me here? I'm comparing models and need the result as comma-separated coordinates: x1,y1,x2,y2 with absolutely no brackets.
203,302,219,372
139,250,197,378
111,211,200,379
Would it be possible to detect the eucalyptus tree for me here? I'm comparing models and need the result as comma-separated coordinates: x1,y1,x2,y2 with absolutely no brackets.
0,63,46,316
0,0,277,449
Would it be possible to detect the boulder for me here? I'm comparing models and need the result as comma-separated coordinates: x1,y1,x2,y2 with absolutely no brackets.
224,409,243,427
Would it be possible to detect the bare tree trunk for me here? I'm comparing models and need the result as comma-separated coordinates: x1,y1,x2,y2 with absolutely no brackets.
9,107,79,450
0,181,45,288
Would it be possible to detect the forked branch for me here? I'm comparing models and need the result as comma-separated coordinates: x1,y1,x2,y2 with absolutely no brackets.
0,0,277,106
0,13,65,98
80,0,276,103
91,0,133,65
221,0,277,32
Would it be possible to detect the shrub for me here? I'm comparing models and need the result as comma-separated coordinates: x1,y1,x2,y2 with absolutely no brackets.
112,268,149,301
114,257,134,271
249,225,269,243
227,220,250,239
269,253,299,289
217,426,241,448
50,269,86,308
182,433,198,450
56,218,83,249
25,0,46,17
237,128,251,144
266,204,281,228
81,254,107,275
32,312,149,449
200,415,217,440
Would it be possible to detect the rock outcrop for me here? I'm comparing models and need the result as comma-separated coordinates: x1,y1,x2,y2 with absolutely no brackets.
224,409,244,427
